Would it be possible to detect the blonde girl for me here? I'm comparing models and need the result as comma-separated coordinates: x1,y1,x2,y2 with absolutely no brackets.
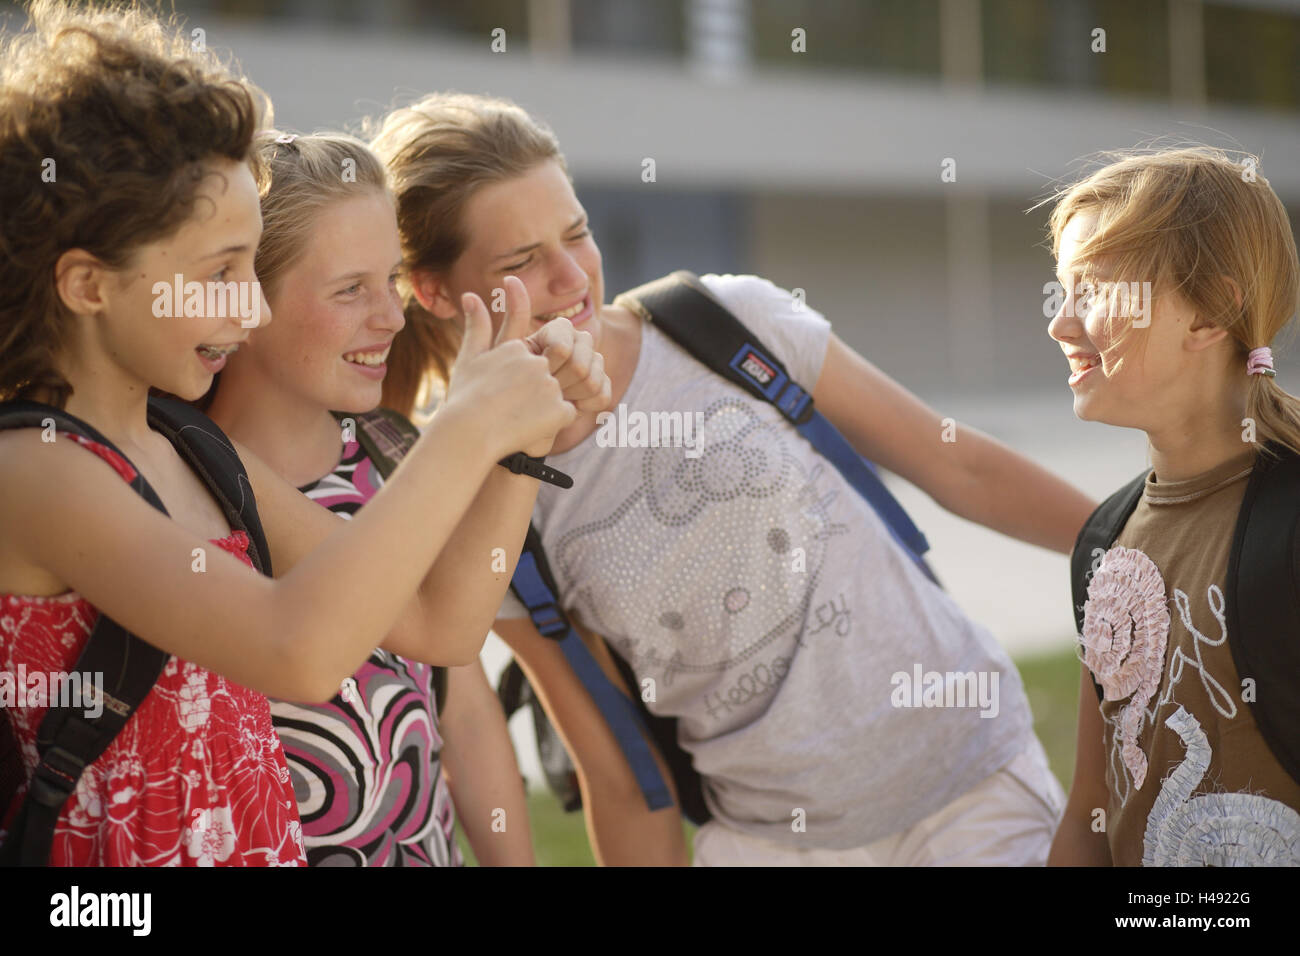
1045,146,1300,866
207,130,604,865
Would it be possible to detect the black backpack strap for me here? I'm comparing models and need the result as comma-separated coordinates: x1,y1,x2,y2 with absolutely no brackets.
1225,444,1300,787
606,651,712,826
1069,470,1147,703
330,408,446,714
334,408,420,473
0,398,270,865
148,397,273,577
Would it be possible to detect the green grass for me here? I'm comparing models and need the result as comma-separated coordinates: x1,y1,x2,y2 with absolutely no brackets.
457,645,1082,865
1017,644,1084,793
455,791,597,867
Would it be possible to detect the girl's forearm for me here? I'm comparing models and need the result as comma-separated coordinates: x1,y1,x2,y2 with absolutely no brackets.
950,429,1096,554
583,776,690,866
446,768,534,866
406,466,542,662
442,664,536,866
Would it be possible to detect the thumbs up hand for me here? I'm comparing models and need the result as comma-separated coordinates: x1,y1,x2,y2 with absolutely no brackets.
526,316,612,415
443,276,575,461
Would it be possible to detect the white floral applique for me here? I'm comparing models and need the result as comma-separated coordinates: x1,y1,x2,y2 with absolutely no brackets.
1163,585,1237,719
1082,546,1170,792
1143,707,1300,866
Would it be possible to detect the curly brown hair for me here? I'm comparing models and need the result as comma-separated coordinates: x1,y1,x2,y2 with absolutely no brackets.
0,0,269,408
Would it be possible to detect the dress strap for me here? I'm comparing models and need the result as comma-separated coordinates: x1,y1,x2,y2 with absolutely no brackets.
61,432,139,484
60,431,248,557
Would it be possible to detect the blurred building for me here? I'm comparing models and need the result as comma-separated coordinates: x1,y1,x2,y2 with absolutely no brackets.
113,0,1300,397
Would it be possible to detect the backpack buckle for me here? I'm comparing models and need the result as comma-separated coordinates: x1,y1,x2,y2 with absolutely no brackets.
529,603,568,639
28,746,86,808
774,382,814,424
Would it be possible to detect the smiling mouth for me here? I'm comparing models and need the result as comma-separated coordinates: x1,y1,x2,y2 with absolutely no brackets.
535,295,588,322
197,344,240,360
343,346,390,367
1069,354,1101,375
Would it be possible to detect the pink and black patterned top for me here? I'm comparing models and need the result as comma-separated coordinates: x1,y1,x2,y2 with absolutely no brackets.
276,435,461,866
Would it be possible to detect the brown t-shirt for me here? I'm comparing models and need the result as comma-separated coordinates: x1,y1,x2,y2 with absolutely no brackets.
1081,450,1300,866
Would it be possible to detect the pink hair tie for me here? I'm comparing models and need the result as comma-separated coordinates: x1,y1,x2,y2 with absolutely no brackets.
275,133,298,146
1247,346,1276,377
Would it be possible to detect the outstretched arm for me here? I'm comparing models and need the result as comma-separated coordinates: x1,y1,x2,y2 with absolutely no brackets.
812,333,1095,554
1,289,573,701
1,403,496,702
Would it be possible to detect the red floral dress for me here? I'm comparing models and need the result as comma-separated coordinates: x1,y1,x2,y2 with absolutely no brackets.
0,433,305,865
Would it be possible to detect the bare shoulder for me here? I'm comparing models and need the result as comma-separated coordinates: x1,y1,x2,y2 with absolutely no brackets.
0,425,120,494
0,427,122,594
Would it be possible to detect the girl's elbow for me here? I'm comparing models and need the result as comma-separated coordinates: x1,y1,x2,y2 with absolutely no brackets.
273,622,350,703
430,616,492,665
393,623,485,667
441,634,486,667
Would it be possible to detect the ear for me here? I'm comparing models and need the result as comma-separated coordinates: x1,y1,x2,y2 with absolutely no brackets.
54,249,112,318
1185,275,1245,353
1184,317,1231,353
410,268,460,322
1221,275,1245,313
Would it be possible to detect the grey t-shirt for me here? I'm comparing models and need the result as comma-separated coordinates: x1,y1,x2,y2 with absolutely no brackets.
500,273,1032,849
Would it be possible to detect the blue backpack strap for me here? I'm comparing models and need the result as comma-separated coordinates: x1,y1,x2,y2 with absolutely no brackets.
510,527,673,812
0,398,271,865
615,271,938,584
1225,444,1300,787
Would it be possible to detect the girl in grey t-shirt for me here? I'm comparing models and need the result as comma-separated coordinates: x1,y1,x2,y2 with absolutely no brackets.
370,92,1094,865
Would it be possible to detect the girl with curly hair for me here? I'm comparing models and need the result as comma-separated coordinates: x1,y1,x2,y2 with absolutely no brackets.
0,2,579,865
